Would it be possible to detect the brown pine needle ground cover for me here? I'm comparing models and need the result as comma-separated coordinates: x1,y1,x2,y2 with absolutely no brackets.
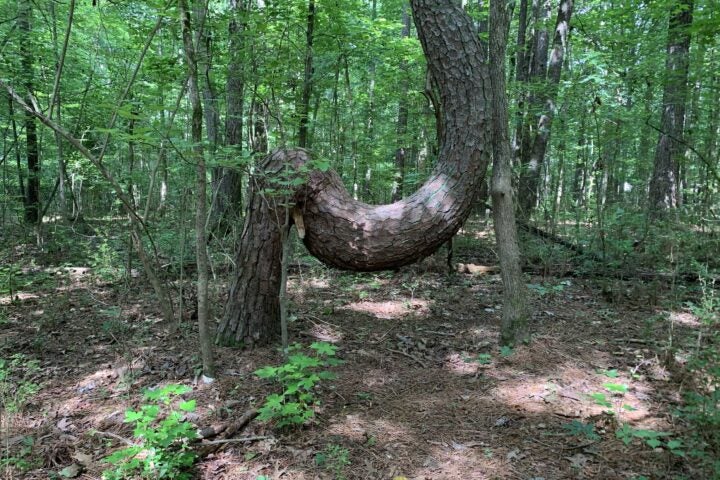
0,225,707,479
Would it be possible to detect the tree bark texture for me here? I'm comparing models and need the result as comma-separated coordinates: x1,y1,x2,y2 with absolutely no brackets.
218,0,489,345
212,0,246,231
489,0,531,346
648,0,693,213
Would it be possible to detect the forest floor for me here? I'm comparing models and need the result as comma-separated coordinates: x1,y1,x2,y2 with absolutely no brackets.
0,221,705,479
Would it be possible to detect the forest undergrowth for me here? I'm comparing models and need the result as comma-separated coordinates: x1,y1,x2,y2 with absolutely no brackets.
0,217,719,480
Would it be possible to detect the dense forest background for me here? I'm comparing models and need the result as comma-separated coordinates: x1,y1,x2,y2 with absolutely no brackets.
1,0,719,479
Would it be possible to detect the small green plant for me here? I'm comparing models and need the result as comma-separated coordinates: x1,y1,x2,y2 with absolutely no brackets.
672,266,720,476
527,280,570,297
315,444,350,480
0,354,40,413
615,424,671,449
0,436,35,472
90,240,123,282
464,353,493,365
102,384,197,480
499,346,514,357
589,380,635,418
562,420,600,441
254,342,342,428
597,368,619,378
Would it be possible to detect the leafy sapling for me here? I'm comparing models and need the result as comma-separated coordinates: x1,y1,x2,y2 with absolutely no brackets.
254,342,343,428
102,384,198,480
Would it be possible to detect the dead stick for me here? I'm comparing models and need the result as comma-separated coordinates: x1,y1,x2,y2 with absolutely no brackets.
92,430,134,446
202,435,270,445
386,348,428,368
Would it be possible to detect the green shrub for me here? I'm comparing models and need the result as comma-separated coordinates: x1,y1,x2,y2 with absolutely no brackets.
255,342,343,428
0,354,40,413
102,384,197,480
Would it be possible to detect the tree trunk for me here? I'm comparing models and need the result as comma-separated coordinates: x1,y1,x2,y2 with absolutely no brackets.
391,6,411,203
297,0,315,148
212,0,246,233
648,0,693,214
489,0,530,346
179,0,216,377
218,0,489,345
18,0,39,225
517,0,573,219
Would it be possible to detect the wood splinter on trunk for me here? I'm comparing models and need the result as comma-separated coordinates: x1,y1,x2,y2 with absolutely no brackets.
292,206,305,239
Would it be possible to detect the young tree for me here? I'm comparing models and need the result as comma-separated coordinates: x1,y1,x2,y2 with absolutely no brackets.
489,0,531,346
179,0,216,377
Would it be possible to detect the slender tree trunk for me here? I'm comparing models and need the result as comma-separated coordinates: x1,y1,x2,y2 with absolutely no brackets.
392,6,411,203
297,0,315,148
8,97,26,204
489,0,530,346
648,0,693,214
179,0,216,378
517,0,573,219
18,0,39,225
218,0,490,345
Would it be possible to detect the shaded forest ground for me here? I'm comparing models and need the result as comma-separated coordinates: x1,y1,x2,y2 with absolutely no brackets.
0,219,712,479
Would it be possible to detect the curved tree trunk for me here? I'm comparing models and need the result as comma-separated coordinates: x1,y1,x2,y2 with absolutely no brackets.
218,0,489,345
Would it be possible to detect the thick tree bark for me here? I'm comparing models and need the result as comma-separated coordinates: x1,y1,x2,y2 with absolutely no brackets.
648,0,693,214
218,0,489,345
489,0,531,346
211,0,246,232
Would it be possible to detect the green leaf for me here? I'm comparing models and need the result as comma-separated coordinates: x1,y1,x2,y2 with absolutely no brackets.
666,439,683,450
589,393,613,408
603,383,629,394
124,410,143,422
178,400,196,412
645,438,662,448
254,366,279,379
310,341,337,356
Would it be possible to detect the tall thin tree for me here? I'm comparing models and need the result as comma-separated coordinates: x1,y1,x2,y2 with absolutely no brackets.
179,0,216,378
648,0,694,214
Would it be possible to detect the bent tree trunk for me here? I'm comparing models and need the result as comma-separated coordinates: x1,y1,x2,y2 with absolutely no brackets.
218,0,489,345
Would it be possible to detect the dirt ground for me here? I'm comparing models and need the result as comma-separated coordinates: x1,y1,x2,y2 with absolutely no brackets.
0,225,703,479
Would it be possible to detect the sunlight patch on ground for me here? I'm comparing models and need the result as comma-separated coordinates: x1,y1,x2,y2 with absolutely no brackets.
325,413,412,444
443,353,480,375
490,364,655,422
308,322,343,342
411,444,504,480
669,310,701,327
341,299,429,319
360,368,398,388
0,292,40,304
